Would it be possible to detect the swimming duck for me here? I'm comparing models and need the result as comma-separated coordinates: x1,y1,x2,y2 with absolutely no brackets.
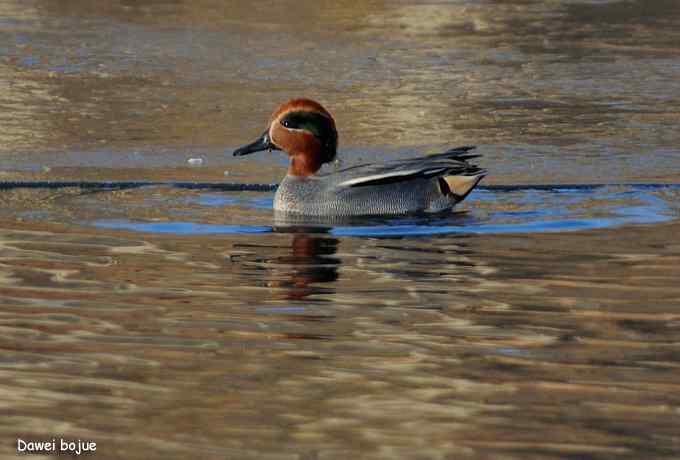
233,98,485,216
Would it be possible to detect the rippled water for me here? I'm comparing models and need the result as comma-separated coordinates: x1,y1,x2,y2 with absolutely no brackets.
86,183,679,236
2,0,680,459
1,182,679,459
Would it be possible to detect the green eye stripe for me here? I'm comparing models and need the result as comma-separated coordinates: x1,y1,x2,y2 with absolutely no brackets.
281,111,331,140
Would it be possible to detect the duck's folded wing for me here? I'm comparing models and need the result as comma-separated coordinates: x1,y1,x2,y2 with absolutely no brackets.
330,146,484,189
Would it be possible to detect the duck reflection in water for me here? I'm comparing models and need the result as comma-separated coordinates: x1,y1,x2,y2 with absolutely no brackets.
267,226,340,301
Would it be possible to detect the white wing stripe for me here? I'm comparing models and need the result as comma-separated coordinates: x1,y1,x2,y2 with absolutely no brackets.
336,168,448,188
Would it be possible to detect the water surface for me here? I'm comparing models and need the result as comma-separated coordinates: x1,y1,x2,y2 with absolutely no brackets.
1,1,680,459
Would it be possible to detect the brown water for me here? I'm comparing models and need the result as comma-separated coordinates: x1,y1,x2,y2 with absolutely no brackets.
1,1,680,459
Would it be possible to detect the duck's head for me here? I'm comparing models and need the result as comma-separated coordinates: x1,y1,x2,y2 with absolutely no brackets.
233,98,338,177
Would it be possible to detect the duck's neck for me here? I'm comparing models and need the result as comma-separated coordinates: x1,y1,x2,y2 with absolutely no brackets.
288,153,322,177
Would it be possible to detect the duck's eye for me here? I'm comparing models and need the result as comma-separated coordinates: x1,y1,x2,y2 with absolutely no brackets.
282,119,291,128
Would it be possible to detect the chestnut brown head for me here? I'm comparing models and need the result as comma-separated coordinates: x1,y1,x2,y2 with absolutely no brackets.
233,98,338,176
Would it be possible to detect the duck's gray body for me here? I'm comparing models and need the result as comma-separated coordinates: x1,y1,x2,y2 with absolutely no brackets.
274,146,485,216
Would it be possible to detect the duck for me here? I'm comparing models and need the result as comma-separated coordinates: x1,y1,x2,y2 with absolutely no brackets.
233,98,485,216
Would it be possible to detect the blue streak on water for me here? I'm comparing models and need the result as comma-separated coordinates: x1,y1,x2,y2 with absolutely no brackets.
195,194,273,209
95,221,273,234
20,56,40,67
92,185,678,237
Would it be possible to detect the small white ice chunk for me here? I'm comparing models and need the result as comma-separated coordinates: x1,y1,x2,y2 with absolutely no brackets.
187,157,204,166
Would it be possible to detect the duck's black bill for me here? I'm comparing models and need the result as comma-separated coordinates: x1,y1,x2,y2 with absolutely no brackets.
233,130,273,156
